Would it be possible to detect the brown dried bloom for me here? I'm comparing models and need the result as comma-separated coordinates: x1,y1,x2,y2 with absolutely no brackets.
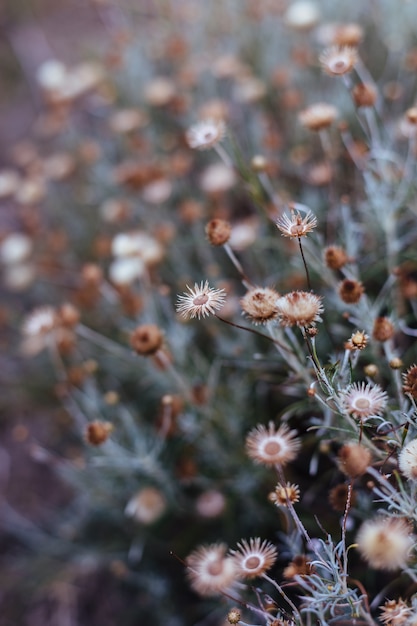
130,324,163,355
329,483,357,512
85,420,114,446
337,442,372,478
356,516,414,571
320,46,358,76
176,281,226,319
186,543,238,596
333,23,364,46
227,609,241,625
338,279,364,304
276,291,324,328
402,365,417,399
240,286,280,325
246,422,301,467
283,555,311,579
345,330,368,351
205,218,232,246
276,208,317,238
268,482,300,507
380,599,411,626
299,103,338,131
352,83,378,108
231,537,278,579
372,316,395,342
324,245,349,270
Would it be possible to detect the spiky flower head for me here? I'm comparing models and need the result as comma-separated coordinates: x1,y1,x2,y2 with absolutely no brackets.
268,482,300,507
379,599,412,626
403,364,417,399
344,330,369,351
231,537,278,579
245,422,301,467
186,543,238,596
176,281,226,319
276,207,317,238
186,119,226,150
339,382,387,421
275,291,323,328
319,45,358,75
356,516,414,571
240,286,280,324
398,438,417,481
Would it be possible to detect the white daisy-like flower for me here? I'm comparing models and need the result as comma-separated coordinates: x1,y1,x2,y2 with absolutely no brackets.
186,543,238,597
186,119,226,150
245,422,301,467
398,438,417,481
230,537,278,579
176,281,226,320
276,208,317,238
356,516,414,571
275,291,323,328
339,382,388,421
319,45,358,76
22,306,57,337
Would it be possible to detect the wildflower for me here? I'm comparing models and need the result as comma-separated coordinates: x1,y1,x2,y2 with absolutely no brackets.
240,286,280,324
402,364,417,398
333,23,364,46
345,330,368,351
245,422,301,467
205,218,232,246
324,245,349,270
22,306,57,338
275,291,323,328
320,46,358,75
338,278,364,304
130,324,164,356
276,208,317,238
125,487,167,524
356,517,414,571
339,382,387,420
299,103,338,131
284,1,320,31
283,555,312,579
352,83,378,108
390,357,403,369
186,543,238,596
199,163,236,194
195,490,226,518
268,482,300,507
85,421,114,446
373,316,395,341
398,438,417,480
227,608,241,624
231,537,278,579
186,119,226,150
176,281,226,319
380,599,411,625
337,442,371,477
21,306,76,356
364,363,379,378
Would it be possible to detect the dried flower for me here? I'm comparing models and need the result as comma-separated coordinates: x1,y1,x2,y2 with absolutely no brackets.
85,421,114,445
402,364,417,398
299,103,338,131
130,324,164,356
205,218,232,246
379,599,411,626
268,482,300,507
324,245,349,270
352,83,378,108
337,442,371,477
345,330,368,351
356,516,414,570
125,487,167,524
186,119,226,150
276,208,317,238
246,422,301,467
398,438,417,480
339,382,387,420
176,281,226,319
338,279,364,304
275,291,323,328
186,543,238,596
320,46,358,76
373,316,395,342
231,537,278,579
240,287,280,324
227,608,241,624
283,555,311,579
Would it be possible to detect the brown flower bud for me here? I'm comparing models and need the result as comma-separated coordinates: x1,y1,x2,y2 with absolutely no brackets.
352,83,378,108
372,317,394,342
324,245,349,270
205,218,232,246
364,363,379,377
403,364,417,398
338,443,371,478
59,303,80,327
338,279,364,304
85,420,114,445
389,357,403,370
130,324,163,355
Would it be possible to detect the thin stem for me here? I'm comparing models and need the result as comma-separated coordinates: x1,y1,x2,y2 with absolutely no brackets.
214,143,234,167
262,573,302,623
223,243,254,289
215,315,292,353
298,237,312,291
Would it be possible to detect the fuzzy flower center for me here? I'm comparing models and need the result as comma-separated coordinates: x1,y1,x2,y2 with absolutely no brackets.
264,440,282,456
194,294,209,306
245,556,261,570
355,397,371,409
207,559,223,576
